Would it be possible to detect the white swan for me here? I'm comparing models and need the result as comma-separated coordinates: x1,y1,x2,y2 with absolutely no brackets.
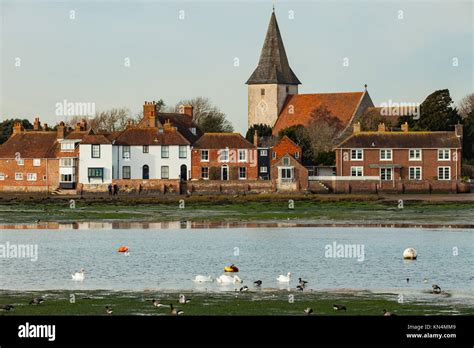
72,268,85,281
216,275,243,284
193,275,213,283
277,272,292,282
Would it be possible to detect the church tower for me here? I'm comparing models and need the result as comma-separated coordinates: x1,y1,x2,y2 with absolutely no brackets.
247,10,301,129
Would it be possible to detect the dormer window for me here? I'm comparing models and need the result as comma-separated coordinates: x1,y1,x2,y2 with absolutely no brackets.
261,88,265,96
61,142,75,151
190,127,197,135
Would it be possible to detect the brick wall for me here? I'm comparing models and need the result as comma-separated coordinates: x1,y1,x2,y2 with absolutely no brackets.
270,137,302,166
80,179,181,194
0,158,59,192
189,180,274,195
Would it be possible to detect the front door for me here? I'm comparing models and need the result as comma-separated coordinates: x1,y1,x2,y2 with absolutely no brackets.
222,166,229,180
142,165,149,179
180,164,187,181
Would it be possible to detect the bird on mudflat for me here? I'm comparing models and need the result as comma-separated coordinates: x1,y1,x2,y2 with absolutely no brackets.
152,299,165,308
179,294,190,304
383,309,396,316
105,306,113,315
254,280,262,287
239,286,249,292
169,304,184,316
296,285,304,292
29,297,44,305
0,304,14,311
333,304,346,311
432,284,442,294
304,307,313,315
299,278,308,287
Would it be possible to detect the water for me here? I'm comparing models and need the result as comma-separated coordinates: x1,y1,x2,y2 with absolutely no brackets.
0,227,473,298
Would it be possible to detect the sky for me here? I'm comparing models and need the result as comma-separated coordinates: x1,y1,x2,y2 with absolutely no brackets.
0,0,473,134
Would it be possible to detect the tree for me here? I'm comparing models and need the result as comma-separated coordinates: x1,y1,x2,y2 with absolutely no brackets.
398,89,461,131
245,124,272,142
67,108,134,132
172,97,233,133
359,108,397,131
458,93,474,118
462,110,474,160
278,125,314,165
0,118,34,144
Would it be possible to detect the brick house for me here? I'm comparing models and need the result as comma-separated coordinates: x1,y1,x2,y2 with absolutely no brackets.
271,153,308,192
191,133,258,181
332,122,463,191
270,136,302,165
0,120,59,192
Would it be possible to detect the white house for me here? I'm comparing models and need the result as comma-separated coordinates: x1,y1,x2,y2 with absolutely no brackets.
79,134,114,184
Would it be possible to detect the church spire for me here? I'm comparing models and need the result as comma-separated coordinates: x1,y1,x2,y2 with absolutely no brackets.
246,11,301,85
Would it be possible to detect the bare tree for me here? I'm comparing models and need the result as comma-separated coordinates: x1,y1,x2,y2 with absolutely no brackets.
458,93,474,118
306,105,344,155
66,108,135,132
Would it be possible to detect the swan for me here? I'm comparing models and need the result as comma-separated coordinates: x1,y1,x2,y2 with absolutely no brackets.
277,272,291,282
216,275,242,284
193,275,213,283
71,268,85,281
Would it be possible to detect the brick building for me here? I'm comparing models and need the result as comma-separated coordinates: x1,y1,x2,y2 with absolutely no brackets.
270,136,302,165
191,133,258,181
334,122,463,186
271,153,308,192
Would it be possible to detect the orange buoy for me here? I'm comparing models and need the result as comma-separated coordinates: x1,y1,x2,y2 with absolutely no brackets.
224,264,239,272
118,246,129,253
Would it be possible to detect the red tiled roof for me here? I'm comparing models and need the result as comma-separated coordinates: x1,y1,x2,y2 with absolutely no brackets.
113,127,190,146
273,92,364,135
0,132,58,158
81,134,112,145
65,129,92,140
193,133,256,149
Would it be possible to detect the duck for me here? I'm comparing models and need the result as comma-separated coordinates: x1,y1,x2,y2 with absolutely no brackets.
383,309,396,316
296,285,304,292
277,272,292,282
170,304,184,316
432,284,441,294
179,294,190,304
333,304,346,311
239,286,249,292
216,275,242,284
105,306,113,315
406,278,409,283
0,304,14,311
298,278,308,286
152,299,165,308
71,268,85,281
29,297,44,305
304,307,313,315
193,275,213,283
254,280,262,287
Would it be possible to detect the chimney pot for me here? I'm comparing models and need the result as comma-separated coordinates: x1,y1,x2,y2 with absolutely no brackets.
401,122,409,133
353,122,361,134
180,105,193,118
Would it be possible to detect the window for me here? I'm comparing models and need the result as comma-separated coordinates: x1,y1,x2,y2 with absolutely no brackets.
261,88,265,96
0,173,4,180
190,127,197,135
351,167,363,177
238,149,247,162
88,168,103,178
60,158,74,167
409,149,421,161
239,167,247,180
161,166,169,179
260,149,268,156
201,167,209,180
122,146,130,159
60,174,73,182
219,149,229,162
179,145,187,158
380,149,392,161
27,173,37,181
61,142,75,151
351,149,363,160
294,152,300,159
15,173,23,180
122,166,131,179
438,167,450,180
438,149,450,161
282,157,290,166
17,159,24,166
281,168,293,180
161,146,169,158
409,167,422,180
33,159,41,166
286,86,290,93
272,152,276,159
143,145,149,153
380,168,393,181
260,166,268,173
91,145,100,158
201,150,209,161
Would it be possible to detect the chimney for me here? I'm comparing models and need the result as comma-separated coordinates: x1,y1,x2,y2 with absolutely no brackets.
13,122,23,135
401,122,409,133
57,121,65,139
143,101,157,127
75,122,81,131
378,123,386,132
34,117,41,130
80,118,87,131
127,119,134,128
353,122,361,134
455,123,463,138
163,119,174,132
253,130,258,147
43,123,48,130
180,105,193,118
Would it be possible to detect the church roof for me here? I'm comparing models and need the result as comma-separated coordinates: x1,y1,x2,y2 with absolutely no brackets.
246,11,301,85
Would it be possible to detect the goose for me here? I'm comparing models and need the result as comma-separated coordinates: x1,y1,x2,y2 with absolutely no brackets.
216,275,242,284
432,284,441,294
296,285,304,292
304,307,313,315
333,304,346,311
170,304,184,316
277,272,292,282
254,280,262,287
383,309,396,316
239,286,249,292
71,268,85,281
152,299,165,308
105,306,113,315
179,294,190,304
29,297,44,305
0,304,14,311
34,219,41,224
193,275,213,283
298,278,308,286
